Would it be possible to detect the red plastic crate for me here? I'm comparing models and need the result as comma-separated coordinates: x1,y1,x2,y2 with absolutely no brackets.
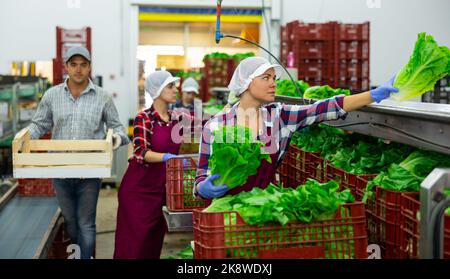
282,146,325,187
337,22,370,41
294,40,336,60
165,157,206,212
337,77,370,92
355,175,378,201
280,21,300,65
400,193,450,259
365,186,417,259
326,163,377,199
18,178,55,197
337,59,369,79
296,22,337,40
297,60,336,81
338,41,370,60
309,152,326,182
193,203,368,259
301,77,334,87
277,153,289,187
287,146,314,186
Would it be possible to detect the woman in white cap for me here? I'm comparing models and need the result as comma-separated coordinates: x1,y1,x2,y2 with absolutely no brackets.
173,77,202,114
193,56,399,199
114,70,182,259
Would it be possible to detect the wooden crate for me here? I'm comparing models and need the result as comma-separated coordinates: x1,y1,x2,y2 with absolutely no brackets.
12,128,113,178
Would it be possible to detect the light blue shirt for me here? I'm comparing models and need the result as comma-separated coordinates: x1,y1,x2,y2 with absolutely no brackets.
28,79,129,145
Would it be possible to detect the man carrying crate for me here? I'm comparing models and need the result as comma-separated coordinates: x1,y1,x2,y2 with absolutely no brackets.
26,46,129,259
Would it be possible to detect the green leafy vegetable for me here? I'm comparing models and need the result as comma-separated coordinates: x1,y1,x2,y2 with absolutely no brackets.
209,125,271,189
391,32,450,102
276,79,310,97
232,52,255,63
291,124,411,174
329,139,412,174
183,169,204,207
303,85,350,100
290,124,346,153
445,189,450,215
163,245,193,259
205,180,354,225
363,150,450,201
175,71,202,80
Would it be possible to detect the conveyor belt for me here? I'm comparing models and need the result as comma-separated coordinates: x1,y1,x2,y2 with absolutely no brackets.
0,193,60,259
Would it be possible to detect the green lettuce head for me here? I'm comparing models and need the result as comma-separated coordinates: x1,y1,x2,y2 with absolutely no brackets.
391,32,450,102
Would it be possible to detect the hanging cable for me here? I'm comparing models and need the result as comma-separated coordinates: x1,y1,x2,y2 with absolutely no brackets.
214,1,304,102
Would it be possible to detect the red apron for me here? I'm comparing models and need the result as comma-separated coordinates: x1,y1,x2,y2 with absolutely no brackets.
114,121,180,259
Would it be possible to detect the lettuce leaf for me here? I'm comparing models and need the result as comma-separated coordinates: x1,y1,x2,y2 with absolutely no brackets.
303,85,350,100
209,125,271,189
390,32,450,102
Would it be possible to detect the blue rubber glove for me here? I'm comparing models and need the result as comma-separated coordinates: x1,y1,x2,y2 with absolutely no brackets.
162,153,177,162
370,76,399,103
197,174,229,199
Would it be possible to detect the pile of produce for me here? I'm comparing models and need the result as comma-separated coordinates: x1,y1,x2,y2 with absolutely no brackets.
303,85,350,100
276,79,310,97
363,150,450,201
205,180,354,225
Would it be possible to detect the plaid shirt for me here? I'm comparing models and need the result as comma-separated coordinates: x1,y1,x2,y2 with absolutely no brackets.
132,106,191,164
28,79,129,145
195,95,348,186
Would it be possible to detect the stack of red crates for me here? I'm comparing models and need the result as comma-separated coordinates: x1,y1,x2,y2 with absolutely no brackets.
335,23,370,92
280,21,370,92
53,27,91,85
201,58,235,103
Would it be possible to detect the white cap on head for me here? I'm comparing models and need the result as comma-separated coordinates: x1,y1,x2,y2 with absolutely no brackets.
228,57,282,97
144,71,180,100
181,77,199,95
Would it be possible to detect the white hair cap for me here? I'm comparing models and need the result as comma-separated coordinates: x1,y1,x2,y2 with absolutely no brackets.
144,71,180,100
181,77,199,94
228,57,282,96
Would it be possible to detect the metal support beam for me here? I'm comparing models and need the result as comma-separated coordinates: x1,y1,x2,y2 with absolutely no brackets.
419,168,450,259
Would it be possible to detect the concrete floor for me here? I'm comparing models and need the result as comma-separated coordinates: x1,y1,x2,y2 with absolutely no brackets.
95,187,193,259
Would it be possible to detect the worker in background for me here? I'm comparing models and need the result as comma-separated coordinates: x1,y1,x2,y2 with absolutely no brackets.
24,46,129,259
172,77,202,114
193,56,399,199
114,71,187,259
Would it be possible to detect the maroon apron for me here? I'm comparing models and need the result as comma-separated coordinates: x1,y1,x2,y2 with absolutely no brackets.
114,121,180,259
